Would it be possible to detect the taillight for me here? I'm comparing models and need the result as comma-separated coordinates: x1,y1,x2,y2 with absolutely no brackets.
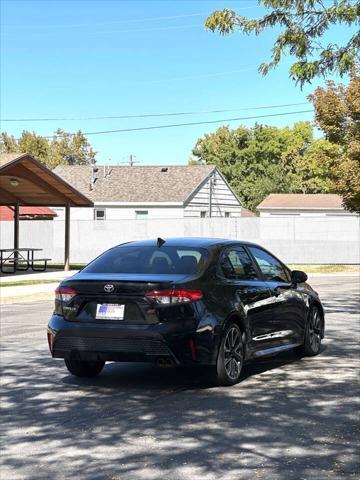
189,338,197,361
55,286,77,303
47,332,53,353
145,289,202,304
55,286,77,316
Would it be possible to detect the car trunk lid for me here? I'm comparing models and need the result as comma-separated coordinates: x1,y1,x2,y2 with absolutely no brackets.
58,273,198,323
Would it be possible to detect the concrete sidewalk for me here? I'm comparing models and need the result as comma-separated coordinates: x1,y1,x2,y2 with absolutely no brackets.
1,283,60,304
0,269,78,284
0,270,78,304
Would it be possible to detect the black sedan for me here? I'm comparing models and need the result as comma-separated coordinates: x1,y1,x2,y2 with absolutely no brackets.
47,238,325,385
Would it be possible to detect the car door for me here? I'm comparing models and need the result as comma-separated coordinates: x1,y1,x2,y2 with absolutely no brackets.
247,246,307,349
217,245,279,356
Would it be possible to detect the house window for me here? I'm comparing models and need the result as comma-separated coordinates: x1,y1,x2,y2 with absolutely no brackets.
225,212,230,218
94,208,106,221
200,211,206,218
135,210,148,219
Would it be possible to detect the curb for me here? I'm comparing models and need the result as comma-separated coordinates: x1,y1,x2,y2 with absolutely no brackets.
1,291,55,305
1,283,58,305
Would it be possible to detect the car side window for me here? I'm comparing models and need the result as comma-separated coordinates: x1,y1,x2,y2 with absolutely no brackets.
220,247,259,281
248,247,289,282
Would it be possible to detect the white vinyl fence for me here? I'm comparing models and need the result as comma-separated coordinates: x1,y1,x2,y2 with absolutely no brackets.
0,216,359,264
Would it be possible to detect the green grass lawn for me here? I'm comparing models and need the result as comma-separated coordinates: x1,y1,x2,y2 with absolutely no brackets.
288,264,360,273
46,263,85,270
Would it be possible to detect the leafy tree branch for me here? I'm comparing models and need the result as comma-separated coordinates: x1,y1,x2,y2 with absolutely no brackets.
205,1,359,87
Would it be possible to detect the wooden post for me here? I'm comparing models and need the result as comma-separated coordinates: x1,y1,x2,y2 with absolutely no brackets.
64,205,70,271
14,204,20,253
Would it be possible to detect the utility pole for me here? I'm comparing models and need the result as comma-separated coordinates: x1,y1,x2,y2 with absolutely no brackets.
121,154,140,166
14,203,19,259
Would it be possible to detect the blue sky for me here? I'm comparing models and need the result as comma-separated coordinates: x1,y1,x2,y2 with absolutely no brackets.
0,0,353,166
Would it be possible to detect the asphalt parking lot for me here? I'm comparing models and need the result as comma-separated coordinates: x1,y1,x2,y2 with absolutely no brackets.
1,274,359,480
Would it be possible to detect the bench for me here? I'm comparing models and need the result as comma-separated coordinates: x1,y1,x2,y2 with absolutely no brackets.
0,248,51,273
1,258,30,273
31,258,52,272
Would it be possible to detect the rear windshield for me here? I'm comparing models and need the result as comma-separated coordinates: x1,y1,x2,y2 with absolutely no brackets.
83,245,209,275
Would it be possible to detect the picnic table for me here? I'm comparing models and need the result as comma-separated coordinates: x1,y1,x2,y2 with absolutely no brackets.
0,248,51,273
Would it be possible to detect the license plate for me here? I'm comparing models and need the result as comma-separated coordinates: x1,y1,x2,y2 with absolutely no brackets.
96,303,125,320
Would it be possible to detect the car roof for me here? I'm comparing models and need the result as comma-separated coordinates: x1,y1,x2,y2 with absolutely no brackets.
116,237,260,249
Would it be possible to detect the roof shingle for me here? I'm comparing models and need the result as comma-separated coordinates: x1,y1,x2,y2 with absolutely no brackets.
53,165,216,203
257,193,344,210
0,152,27,167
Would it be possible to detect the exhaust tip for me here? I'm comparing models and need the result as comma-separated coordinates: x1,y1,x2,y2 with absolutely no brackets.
157,357,175,368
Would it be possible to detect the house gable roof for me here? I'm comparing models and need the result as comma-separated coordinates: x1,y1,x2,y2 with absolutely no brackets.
53,165,218,204
257,193,344,210
183,167,242,206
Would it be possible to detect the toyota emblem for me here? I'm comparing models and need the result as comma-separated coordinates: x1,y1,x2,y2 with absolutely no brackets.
104,284,115,293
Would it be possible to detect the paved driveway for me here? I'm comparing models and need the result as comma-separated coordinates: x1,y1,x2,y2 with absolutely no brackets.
1,275,359,480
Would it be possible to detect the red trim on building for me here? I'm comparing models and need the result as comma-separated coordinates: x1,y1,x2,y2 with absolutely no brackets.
0,206,57,221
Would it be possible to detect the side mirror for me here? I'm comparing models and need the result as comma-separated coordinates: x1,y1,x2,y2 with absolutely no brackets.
291,270,308,284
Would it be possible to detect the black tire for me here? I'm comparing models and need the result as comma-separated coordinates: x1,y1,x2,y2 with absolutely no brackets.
210,323,244,386
64,358,105,377
301,305,322,356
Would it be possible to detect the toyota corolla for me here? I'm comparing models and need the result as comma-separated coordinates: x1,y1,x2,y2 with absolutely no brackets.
47,238,324,385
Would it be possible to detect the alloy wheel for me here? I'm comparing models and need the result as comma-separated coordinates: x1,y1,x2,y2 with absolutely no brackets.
224,326,243,380
308,308,321,352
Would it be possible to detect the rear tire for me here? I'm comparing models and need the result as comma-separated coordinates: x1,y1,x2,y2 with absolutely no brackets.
210,323,244,386
301,305,322,356
64,358,105,377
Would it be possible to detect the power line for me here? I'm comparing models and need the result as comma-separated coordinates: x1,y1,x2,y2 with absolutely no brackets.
1,23,202,37
2,13,207,30
2,6,259,30
1,4,262,36
1,102,310,122
32,13,208,28
140,66,259,84
41,110,313,138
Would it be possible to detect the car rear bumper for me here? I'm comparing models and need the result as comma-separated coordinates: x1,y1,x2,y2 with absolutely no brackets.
48,314,219,366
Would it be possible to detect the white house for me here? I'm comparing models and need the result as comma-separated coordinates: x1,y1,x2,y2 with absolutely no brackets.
257,193,357,217
52,164,253,220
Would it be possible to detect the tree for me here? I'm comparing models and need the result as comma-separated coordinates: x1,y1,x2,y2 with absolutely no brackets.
0,129,96,169
0,132,18,153
309,74,360,211
191,121,328,211
49,129,96,168
205,1,359,87
18,131,50,165
285,138,340,193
